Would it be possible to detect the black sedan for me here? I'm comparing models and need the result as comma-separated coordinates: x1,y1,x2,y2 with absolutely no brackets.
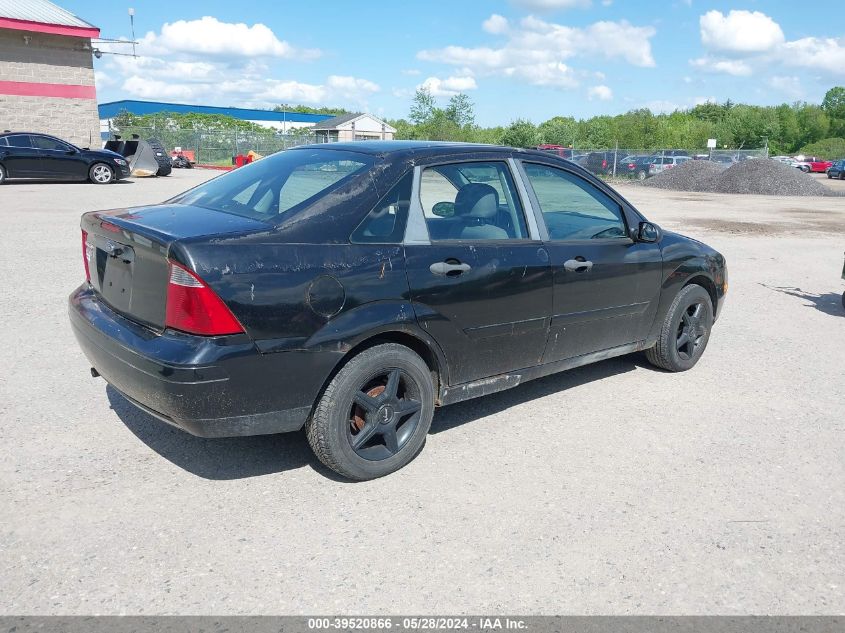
0,132,130,184
69,142,727,480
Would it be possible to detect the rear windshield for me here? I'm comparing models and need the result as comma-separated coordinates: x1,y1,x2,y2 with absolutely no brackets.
172,149,373,222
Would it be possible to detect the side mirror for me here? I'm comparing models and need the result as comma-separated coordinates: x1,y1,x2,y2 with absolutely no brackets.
637,221,661,242
66,148,78,155
432,201,455,218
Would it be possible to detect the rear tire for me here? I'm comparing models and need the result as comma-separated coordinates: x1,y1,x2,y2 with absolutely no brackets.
306,343,435,480
89,163,114,184
0,163,5,185
645,284,714,372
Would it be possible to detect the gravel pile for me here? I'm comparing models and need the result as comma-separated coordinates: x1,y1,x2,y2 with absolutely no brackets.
643,157,839,196
713,159,835,196
642,160,722,192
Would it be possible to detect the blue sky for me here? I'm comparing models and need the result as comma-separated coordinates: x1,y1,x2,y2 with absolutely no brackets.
63,0,844,126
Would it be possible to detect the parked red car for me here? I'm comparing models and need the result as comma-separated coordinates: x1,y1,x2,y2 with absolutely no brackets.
535,144,573,159
795,156,833,173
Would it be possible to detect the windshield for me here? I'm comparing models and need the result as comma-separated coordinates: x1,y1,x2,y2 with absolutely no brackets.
172,149,374,222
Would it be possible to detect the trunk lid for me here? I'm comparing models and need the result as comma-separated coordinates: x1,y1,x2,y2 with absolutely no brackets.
82,204,269,330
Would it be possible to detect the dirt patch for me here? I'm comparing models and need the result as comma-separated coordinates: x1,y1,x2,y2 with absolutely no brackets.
685,219,790,235
684,216,845,236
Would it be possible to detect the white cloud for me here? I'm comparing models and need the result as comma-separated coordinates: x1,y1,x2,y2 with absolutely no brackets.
401,68,421,76
145,16,320,59
95,17,384,108
483,14,509,35
326,75,380,94
418,15,655,90
690,10,845,78
121,76,199,101
418,75,478,97
587,84,613,100
767,75,803,98
511,0,591,9
94,70,116,88
690,56,752,76
699,10,784,53
781,37,845,75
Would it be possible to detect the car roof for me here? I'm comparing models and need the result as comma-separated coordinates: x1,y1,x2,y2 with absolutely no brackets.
289,140,529,158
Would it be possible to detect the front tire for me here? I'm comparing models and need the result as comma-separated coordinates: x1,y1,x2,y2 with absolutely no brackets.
0,163,5,185
645,284,714,372
306,343,435,480
89,163,114,184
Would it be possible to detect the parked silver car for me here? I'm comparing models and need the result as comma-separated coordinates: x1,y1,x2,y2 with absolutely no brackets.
648,155,690,176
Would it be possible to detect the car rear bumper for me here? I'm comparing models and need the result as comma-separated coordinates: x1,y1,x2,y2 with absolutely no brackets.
69,285,339,437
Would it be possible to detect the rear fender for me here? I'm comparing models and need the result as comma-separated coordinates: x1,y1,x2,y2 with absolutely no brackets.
303,299,450,384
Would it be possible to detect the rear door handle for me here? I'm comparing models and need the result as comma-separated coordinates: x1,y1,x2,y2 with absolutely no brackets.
430,261,472,276
564,258,593,272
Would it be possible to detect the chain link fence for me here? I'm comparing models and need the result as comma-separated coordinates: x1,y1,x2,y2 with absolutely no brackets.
104,123,325,166
537,146,769,179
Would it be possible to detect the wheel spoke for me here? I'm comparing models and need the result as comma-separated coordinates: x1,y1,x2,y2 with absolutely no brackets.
397,398,421,418
351,420,379,449
382,426,400,454
690,303,702,318
384,369,400,400
676,332,690,349
353,391,379,413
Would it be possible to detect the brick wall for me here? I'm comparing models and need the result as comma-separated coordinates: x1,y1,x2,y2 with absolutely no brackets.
0,29,100,147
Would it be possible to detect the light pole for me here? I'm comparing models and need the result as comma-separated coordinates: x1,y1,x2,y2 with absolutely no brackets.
128,8,136,57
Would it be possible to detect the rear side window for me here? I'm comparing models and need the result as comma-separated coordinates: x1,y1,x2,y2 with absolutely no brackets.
0,137,7,147
419,161,529,241
172,149,373,222
351,172,412,243
5,134,32,148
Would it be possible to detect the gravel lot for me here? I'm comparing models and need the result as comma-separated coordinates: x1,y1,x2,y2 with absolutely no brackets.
1,170,843,615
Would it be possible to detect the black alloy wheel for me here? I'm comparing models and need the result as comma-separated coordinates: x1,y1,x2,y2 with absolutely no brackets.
306,343,435,480
645,284,714,372
348,368,423,461
675,301,707,361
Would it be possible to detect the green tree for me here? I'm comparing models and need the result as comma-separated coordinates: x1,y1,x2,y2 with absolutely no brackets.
821,87,845,138
409,87,436,126
798,137,845,159
273,104,351,115
537,116,577,146
445,93,475,128
500,119,539,147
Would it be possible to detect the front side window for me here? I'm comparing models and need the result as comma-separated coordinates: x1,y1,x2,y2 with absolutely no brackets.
172,149,373,222
419,161,529,241
351,172,412,243
32,136,71,151
522,163,628,241
0,137,7,147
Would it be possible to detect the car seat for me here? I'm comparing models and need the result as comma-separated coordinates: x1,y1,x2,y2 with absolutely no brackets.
449,183,508,240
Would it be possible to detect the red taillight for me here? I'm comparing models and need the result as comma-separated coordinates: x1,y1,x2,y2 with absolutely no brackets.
81,230,92,282
165,261,244,336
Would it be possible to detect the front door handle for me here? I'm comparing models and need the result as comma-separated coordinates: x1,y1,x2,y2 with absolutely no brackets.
564,258,593,272
430,261,472,276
